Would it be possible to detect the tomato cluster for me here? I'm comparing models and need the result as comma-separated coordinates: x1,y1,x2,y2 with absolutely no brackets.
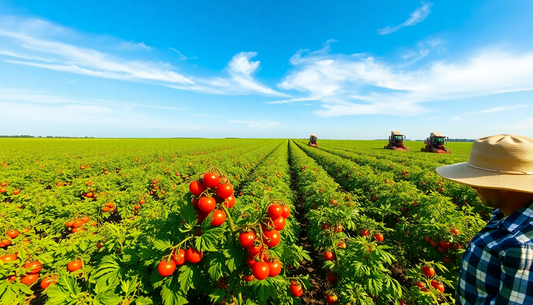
64,216,95,233
189,171,235,226
1,253,46,286
238,202,291,281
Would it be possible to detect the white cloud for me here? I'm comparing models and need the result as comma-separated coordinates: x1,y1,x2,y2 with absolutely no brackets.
229,120,281,128
168,47,196,60
453,105,528,120
377,2,433,35
276,43,533,117
0,17,286,97
0,89,186,111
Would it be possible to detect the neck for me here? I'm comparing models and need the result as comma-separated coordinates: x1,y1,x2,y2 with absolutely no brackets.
498,193,533,217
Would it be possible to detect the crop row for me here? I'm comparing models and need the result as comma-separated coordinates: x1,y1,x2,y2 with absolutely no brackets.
294,140,486,304
0,140,288,304
311,142,490,217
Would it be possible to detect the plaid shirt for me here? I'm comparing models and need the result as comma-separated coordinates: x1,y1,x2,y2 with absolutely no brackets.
456,202,533,304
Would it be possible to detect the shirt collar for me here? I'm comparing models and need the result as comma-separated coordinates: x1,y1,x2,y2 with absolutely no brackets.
488,202,533,233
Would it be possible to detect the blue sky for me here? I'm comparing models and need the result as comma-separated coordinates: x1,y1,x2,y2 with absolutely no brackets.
1,0,532,139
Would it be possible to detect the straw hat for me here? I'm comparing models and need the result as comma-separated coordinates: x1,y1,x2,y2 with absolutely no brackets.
311,134,316,137
436,134,533,194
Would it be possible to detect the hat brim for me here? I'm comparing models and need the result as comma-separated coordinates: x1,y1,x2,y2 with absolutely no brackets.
437,163,533,194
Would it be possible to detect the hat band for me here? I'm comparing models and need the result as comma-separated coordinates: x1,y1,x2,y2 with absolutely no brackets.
467,163,533,175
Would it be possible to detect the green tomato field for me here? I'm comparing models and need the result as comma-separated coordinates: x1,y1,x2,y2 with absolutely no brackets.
0,138,488,305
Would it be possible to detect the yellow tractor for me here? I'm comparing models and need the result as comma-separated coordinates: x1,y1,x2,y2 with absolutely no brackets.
384,131,408,151
421,132,452,153
308,134,318,148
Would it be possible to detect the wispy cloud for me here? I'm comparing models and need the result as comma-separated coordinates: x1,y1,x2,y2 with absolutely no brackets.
229,120,281,128
0,17,286,97
377,2,433,35
0,88,186,111
276,42,533,117
168,47,196,60
453,105,527,120
400,39,444,65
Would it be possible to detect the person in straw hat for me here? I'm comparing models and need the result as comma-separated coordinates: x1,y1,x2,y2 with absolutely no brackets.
437,134,533,304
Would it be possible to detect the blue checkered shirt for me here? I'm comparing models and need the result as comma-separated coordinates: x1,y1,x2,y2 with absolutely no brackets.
456,202,533,304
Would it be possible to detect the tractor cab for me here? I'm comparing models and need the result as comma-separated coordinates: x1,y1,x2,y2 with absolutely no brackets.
421,132,452,153
384,131,408,151
308,134,318,148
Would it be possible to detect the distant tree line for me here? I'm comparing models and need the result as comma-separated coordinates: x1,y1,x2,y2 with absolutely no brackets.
447,138,475,142
0,135,93,138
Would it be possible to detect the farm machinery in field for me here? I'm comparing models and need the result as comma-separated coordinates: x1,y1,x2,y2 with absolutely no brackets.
384,131,408,151
308,134,318,148
421,132,452,153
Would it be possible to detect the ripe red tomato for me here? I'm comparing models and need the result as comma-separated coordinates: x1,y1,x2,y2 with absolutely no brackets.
451,243,462,250
13,189,20,195
0,254,18,263
21,274,39,285
272,217,286,230
424,236,432,243
244,274,254,282
415,281,426,288
73,220,84,228
6,230,19,238
63,221,72,227
203,173,220,188
438,246,448,254
360,229,370,237
246,254,258,268
333,224,342,233
171,248,186,266
430,240,438,248
67,260,83,272
290,281,304,297
198,197,216,213
281,205,290,218
0,182,6,187
185,248,203,263
421,265,435,277
211,210,226,226
440,241,451,249
337,241,347,249
189,180,207,196
374,233,384,242
247,243,263,256
326,270,338,283
239,231,256,248
24,261,43,274
40,275,57,289
323,251,335,261
430,280,445,293
0,239,12,247
158,260,176,277
267,204,283,220
0,188,6,193
216,183,233,199
224,195,235,208
321,223,330,230
81,216,90,223
267,259,282,277
443,256,452,264
451,228,460,235
217,278,228,290
325,293,338,304
262,230,280,248
251,261,270,280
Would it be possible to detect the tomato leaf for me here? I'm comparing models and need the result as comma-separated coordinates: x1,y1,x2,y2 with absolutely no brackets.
177,265,194,293
206,252,225,281
153,239,173,252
